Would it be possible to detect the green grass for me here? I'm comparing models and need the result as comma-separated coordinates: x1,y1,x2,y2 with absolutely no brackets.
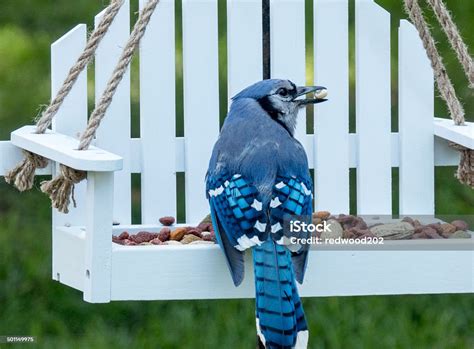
0,0,473,348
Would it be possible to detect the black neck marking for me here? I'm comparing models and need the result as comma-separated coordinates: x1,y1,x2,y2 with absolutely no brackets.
257,96,292,136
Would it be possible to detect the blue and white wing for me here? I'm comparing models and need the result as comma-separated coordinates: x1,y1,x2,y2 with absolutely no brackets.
268,175,313,283
206,172,268,286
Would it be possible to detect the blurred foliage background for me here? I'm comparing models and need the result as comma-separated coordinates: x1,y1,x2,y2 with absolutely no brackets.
0,0,473,348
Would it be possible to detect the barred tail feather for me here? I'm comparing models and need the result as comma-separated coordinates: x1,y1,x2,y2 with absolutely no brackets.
253,240,308,349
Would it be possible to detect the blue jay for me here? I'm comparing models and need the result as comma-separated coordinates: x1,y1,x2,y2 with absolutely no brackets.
206,79,327,349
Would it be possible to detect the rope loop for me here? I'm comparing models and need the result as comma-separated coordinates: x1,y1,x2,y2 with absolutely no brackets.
5,151,49,191
449,143,474,188
40,165,87,214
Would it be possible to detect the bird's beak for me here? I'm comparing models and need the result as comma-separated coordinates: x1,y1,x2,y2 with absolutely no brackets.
294,86,328,105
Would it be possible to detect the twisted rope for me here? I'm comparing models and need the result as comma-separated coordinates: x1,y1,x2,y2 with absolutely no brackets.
404,0,473,188
41,0,160,213
78,0,159,151
36,0,125,134
4,0,125,192
403,0,465,125
5,150,49,191
40,165,87,214
450,143,474,188
426,0,474,88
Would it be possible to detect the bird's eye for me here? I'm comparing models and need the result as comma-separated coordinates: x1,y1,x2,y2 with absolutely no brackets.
278,88,288,97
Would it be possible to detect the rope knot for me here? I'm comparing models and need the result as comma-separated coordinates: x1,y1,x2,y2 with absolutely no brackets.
449,142,474,188
40,165,87,214
26,151,49,168
4,151,49,192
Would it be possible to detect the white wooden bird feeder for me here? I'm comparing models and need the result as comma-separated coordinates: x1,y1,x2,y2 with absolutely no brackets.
0,0,473,303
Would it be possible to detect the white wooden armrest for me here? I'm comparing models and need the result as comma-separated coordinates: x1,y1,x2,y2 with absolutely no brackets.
434,117,474,150
11,126,123,172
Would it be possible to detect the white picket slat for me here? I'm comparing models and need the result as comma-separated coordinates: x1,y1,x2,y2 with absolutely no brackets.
94,2,131,224
314,0,350,214
51,24,88,227
50,25,88,286
227,0,262,99
139,0,176,223
355,0,392,215
399,20,435,215
182,0,220,223
270,0,307,146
